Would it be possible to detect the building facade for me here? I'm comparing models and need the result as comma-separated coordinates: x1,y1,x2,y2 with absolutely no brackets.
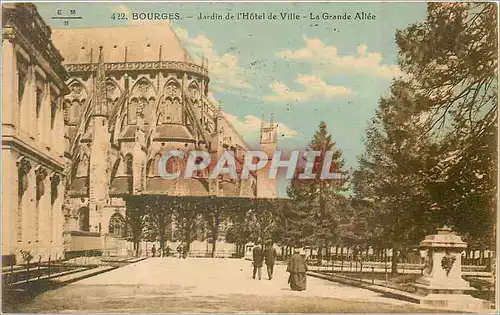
2,4,69,265
2,4,277,262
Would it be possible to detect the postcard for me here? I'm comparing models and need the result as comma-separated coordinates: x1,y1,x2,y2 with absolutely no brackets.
1,1,498,313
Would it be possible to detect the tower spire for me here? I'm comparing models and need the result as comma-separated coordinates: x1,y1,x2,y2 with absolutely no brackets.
93,46,107,117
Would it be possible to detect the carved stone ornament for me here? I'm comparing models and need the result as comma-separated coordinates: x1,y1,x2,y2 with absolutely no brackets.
165,83,180,97
423,249,433,275
65,61,208,77
106,81,117,94
16,156,32,174
189,84,199,100
441,252,456,276
137,81,150,94
69,82,83,96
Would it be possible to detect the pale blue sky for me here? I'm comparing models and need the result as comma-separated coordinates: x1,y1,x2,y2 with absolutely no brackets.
35,2,427,198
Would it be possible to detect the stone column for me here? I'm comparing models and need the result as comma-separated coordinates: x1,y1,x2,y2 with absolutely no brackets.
89,116,110,232
1,37,18,128
1,150,16,258
27,60,37,139
24,163,36,249
34,165,49,259
52,175,64,259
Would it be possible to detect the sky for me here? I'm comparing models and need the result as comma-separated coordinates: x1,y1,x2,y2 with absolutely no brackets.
35,2,428,198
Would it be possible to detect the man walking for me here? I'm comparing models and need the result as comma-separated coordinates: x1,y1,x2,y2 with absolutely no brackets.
264,240,278,280
252,240,264,280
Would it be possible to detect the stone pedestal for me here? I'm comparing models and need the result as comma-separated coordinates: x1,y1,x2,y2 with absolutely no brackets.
413,226,491,311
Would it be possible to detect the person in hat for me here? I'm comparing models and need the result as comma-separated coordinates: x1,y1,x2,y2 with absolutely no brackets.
287,248,308,291
252,239,264,280
264,240,278,280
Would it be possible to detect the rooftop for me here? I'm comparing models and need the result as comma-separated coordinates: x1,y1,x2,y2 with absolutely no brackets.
51,24,193,64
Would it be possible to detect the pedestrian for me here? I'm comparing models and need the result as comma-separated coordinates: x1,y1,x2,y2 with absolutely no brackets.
177,243,183,259
151,244,156,257
252,240,264,280
287,248,308,291
264,240,278,280
182,242,189,259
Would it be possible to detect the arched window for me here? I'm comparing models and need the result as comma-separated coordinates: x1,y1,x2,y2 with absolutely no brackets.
78,207,90,232
108,213,125,237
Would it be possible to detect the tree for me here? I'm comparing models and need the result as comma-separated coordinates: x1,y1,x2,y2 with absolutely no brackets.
396,2,498,249
201,197,229,258
225,213,252,257
143,196,174,256
286,121,348,263
173,198,202,251
396,3,497,135
351,81,435,273
124,196,147,257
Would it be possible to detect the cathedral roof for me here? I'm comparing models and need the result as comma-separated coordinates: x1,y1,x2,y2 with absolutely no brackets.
153,124,194,140
51,24,192,64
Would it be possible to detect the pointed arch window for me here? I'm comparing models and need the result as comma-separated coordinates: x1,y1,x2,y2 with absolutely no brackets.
109,213,125,237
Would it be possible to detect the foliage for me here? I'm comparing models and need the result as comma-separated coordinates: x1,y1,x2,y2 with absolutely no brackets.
395,2,498,248
352,81,435,255
285,121,349,252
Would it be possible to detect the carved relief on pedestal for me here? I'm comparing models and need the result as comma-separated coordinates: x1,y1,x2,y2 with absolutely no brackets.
441,250,456,276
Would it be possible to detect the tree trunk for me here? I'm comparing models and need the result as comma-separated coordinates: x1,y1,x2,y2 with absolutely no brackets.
134,240,140,257
211,239,217,258
318,247,323,266
391,245,398,274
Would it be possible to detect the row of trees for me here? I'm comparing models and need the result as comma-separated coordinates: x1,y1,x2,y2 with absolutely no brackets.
124,195,284,258
280,3,497,273
122,4,496,271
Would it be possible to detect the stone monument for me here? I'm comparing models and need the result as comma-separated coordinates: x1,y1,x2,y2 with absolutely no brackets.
413,226,491,310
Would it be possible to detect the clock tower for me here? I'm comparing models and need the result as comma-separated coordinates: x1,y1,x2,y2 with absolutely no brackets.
257,115,277,198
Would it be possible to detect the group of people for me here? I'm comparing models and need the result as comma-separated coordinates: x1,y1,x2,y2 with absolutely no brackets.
252,240,308,291
150,244,184,258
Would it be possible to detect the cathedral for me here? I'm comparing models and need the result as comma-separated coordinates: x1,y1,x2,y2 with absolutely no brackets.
2,3,277,264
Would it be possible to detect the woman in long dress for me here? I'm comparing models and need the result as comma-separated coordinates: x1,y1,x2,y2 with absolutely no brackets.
287,248,308,291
